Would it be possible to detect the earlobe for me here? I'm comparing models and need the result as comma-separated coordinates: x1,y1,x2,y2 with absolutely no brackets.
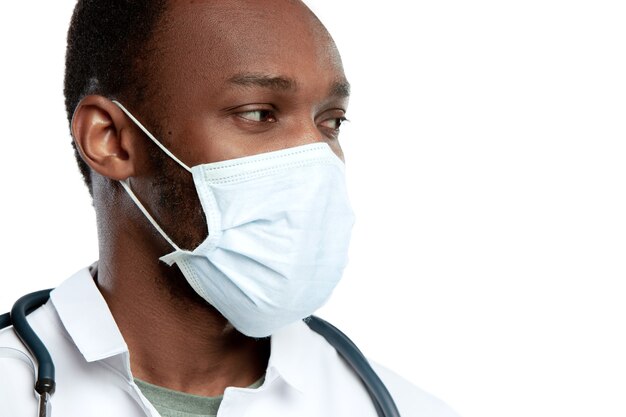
71,95,137,181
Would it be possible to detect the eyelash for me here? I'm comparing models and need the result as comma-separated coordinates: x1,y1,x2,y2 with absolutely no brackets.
236,110,347,133
238,109,277,123
321,116,348,131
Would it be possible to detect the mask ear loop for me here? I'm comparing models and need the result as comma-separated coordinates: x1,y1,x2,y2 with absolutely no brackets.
119,179,183,252
111,100,192,174
111,100,191,253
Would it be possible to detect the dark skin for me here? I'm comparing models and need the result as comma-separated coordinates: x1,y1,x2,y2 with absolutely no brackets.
70,0,349,397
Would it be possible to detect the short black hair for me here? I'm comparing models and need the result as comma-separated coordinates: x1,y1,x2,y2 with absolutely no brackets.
64,0,167,194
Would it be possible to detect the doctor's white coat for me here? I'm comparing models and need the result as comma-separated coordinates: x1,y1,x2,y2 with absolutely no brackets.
0,267,459,417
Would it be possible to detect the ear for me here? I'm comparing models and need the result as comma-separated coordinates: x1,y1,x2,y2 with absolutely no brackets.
71,95,138,181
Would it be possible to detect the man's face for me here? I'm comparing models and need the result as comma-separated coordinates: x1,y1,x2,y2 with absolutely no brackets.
124,0,349,253
142,0,349,166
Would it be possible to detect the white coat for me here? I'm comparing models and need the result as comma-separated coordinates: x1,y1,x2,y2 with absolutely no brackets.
0,267,459,417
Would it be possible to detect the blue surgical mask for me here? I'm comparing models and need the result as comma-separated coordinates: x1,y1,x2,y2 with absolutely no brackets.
114,101,355,337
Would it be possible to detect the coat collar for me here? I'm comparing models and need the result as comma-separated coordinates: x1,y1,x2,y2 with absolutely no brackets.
50,267,128,362
49,266,325,394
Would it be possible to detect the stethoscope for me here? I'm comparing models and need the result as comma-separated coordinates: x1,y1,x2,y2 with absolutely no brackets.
1,290,400,417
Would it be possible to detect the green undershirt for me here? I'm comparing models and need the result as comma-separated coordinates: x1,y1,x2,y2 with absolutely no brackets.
135,377,264,417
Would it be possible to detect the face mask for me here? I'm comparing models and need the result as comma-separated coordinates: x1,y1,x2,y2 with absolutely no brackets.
112,101,355,337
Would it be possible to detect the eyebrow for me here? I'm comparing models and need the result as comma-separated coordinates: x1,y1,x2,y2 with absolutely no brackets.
227,73,351,97
330,80,351,98
228,73,297,91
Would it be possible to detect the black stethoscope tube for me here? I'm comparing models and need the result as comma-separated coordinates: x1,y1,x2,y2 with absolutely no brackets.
10,289,56,397
306,316,401,417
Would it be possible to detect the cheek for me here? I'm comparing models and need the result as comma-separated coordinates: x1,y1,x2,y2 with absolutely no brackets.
164,116,242,166
178,126,263,165
152,155,209,250
328,141,345,162
171,116,287,165
176,121,347,167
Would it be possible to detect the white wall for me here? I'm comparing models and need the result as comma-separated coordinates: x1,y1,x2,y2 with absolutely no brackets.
1,2,625,417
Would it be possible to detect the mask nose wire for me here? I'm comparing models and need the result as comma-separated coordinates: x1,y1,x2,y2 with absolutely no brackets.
111,99,189,253
111,100,192,173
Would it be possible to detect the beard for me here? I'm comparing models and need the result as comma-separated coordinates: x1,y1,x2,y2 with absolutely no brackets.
142,123,216,310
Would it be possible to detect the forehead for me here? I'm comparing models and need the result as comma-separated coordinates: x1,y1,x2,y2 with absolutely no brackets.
148,0,345,107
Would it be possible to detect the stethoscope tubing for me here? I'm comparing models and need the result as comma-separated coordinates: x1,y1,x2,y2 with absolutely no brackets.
306,316,402,417
10,289,56,396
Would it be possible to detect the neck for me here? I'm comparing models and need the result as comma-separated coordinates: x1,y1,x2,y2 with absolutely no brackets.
96,225,270,397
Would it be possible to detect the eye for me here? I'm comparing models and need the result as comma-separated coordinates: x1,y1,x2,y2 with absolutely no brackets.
319,116,348,131
237,109,277,123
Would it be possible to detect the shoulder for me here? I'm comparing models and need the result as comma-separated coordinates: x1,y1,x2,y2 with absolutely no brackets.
280,319,460,417
0,318,42,417
371,361,461,417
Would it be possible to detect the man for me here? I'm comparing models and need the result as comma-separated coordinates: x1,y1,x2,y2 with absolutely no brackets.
0,0,459,416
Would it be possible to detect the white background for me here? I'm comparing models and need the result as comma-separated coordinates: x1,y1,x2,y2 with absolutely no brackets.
1,1,625,417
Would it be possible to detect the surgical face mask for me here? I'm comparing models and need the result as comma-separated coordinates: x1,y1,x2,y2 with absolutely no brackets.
113,101,355,337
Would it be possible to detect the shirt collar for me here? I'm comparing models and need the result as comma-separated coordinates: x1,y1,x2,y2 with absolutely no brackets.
49,266,321,395
50,267,128,362
267,319,326,393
